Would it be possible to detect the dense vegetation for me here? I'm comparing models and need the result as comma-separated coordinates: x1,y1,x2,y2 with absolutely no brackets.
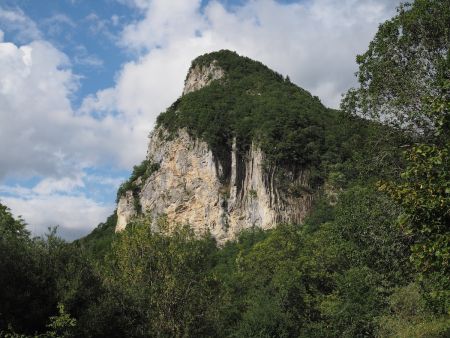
73,213,117,260
341,0,449,134
1,0,448,337
157,50,347,186
1,182,448,337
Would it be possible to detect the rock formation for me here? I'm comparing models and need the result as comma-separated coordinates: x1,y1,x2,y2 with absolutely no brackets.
182,60,224,95
116,52,316,244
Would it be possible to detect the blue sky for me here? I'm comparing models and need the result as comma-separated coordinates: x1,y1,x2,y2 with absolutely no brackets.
1,0,140,105
0,0,401,240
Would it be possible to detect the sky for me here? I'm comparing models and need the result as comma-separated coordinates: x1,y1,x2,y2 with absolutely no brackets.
0,0,402,240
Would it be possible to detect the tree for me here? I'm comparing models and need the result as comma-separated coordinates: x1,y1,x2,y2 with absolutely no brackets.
342,0,450,316
45,304,77,338
0,203,29,240
0,204,56,334
380,137,449,275
377,283,450,337
379,85,449,313
342,0,450,134
102,216,220,337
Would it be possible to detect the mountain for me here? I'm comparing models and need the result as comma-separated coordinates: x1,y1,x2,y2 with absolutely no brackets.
114,50,366,243
4,3,448,334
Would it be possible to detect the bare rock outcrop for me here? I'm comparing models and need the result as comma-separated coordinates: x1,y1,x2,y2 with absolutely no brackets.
116,127,313,244
182,60,224,95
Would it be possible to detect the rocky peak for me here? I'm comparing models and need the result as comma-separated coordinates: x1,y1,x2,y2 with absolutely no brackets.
115,50,331,243
182,59,224,95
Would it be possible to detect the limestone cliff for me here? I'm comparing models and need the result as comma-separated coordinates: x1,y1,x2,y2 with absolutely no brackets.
116,51,318,244
182,60,224,95
116,127,313,243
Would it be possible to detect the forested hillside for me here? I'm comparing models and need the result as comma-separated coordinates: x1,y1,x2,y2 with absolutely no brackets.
0,0,448,337
155,49,403,188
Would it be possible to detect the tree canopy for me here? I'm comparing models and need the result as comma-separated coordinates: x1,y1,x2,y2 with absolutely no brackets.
341,0,450,134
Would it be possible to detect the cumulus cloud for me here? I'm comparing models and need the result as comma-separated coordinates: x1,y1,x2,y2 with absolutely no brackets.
85,0,402,123
0,37,147,180
0,193,112,240
0,39,75,178
0,170,122,239
0,10,143,238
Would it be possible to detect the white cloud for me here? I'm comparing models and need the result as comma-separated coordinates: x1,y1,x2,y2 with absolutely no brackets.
44,13,76,28
0,39,75,178
0,37,146,179
0,7,41,42
1,193,112,240
0,173,114,240
0,15,141,238
40,13,77,40
84,0,401,123
73,45,104,67
120,0,204,51
84,174,124,188
33,176,85,195
85,12,117,42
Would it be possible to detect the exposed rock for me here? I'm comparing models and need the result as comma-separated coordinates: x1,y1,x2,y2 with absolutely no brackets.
116,190,137,232
116,127,314,244
182,60,224,95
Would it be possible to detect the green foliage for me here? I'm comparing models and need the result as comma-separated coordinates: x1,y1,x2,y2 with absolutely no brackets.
0,204,105,337
74,212,117,259
320,266,384,337
0,203,29,240
116,160,160,202
45,304,77,338
303,196,335,232
0,304,77,338
376,283,450,338
0,205,55,334
342,0,450,322
381,142,449,274
378,83,450,318
342,0,450,134
0,184,442,337
101,216,220,337
332,187,411,282
157,50,346,185
203,187,410,337
306,187,412,337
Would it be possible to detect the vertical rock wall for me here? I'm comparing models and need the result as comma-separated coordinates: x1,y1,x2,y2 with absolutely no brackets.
116,128,313,244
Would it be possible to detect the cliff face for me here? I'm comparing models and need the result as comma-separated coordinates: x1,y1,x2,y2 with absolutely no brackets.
116,129,313,244
182,60,224,95
116,52,316,243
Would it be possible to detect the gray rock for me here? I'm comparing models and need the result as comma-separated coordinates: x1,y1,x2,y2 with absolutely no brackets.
116,127,313,245
182,60,224,95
